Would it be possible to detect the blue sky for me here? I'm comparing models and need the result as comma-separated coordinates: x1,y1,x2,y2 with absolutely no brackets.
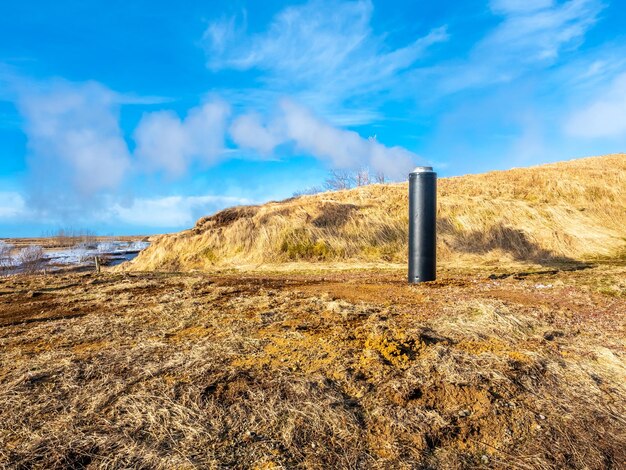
1,0,625,236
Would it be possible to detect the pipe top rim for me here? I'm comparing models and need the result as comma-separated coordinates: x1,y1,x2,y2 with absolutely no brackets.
410,166,434,173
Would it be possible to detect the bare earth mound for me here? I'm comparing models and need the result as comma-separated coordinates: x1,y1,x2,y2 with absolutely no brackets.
127,154,626,272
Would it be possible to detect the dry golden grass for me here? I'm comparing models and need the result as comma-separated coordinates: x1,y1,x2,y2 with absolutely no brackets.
126,154,626,273
0,266,624,468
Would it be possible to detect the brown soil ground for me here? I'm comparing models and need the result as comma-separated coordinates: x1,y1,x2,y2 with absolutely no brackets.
0,263,624,469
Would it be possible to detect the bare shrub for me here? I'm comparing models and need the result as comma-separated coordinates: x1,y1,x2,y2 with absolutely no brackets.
324,169,353,191
292,186,324,197
321,167,386,193
294,168,390,197
374,170,386,184
354,167,371,186
0,241,13,268
17,245,45,273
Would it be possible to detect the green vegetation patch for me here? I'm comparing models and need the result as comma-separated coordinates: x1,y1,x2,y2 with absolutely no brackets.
280,229,333,260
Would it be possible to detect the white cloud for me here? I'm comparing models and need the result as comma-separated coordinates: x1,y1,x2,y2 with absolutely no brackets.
0,189,252,230
231,99,418,178
490,0,554,14
9,78,244,224
15,80,131,201
203,14,239,56
565,72,626,138
280,100,416,177
439,0,603,92
204,0,447,124
134,100,230,176
486,0,600,61
230,113,281,155
9,70,418,229
0,191,27,220
111,194,251,227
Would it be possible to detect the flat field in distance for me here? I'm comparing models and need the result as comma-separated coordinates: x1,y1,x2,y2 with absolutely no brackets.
1,262,624,469
2,235,148,250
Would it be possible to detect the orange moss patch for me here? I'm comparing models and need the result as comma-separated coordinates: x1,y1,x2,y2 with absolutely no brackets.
14,338,63,355
162,374,192,385
455,339,533,363
364,333,413,369
252,461,281,470
71,340,110,355
233,333,343,376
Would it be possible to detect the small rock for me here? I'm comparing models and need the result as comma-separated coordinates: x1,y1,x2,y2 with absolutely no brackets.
481,454,489,464
26,291,42,298
538,414,546,420
458,409,471,417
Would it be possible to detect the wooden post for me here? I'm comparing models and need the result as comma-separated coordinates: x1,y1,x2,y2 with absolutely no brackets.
94,256,101,274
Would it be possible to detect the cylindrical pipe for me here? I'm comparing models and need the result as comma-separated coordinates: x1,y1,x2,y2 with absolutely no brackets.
408,166,437,283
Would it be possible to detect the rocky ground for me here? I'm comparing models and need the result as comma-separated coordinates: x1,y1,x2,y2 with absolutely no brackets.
0,263,624,469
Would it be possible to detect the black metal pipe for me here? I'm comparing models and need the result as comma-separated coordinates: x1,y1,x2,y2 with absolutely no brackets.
408,167,437,283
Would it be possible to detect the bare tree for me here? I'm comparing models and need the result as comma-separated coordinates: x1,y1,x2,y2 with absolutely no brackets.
294,167,395,196
354,167,371,186
53,228,97,248
324,170,354,191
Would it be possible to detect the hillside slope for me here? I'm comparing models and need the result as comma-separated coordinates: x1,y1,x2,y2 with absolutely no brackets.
127,154,626,272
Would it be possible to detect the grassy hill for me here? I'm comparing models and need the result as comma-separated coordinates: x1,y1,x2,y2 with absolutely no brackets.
127,154,626,272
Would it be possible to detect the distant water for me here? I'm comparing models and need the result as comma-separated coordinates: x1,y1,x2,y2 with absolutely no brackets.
45,241,149,266
108,251,143,266
0,240,150,276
